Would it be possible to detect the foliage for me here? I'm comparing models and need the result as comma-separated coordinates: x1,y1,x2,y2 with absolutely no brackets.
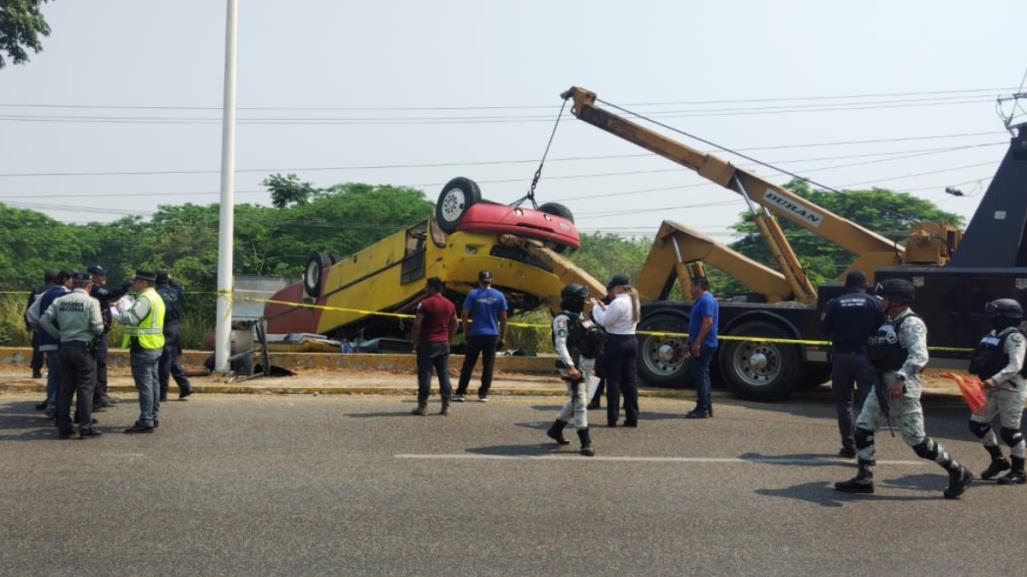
0,0,52,68
720,180,964,294
0,180,961,352
264,173,317,209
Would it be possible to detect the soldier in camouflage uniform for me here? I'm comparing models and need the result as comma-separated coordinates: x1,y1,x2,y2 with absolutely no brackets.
967,298,1027,485
835,279,973,499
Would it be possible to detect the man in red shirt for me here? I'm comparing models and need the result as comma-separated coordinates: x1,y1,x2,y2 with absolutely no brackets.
411,277,458,416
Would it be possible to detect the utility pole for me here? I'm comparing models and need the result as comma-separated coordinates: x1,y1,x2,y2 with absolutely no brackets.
214,0,238,373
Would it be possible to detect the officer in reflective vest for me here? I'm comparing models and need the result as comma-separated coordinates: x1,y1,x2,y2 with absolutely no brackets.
967,298,1027,485
835,278,973,499
112,270,166,434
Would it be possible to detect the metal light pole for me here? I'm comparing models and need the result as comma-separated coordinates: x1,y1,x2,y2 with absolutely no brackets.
214,0,238,373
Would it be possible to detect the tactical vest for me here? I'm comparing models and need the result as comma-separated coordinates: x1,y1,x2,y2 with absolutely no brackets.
969,328,1027,380
121,288,166,350
867,314,919,372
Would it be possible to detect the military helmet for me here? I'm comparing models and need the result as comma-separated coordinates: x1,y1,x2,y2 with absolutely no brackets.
560,283,589,313
876,278,915,303
986,298,1023,320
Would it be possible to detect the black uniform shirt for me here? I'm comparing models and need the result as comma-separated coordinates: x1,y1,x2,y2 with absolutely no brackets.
821,290,885,351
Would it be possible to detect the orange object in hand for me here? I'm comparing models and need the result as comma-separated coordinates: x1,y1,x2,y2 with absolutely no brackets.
940,372,988,414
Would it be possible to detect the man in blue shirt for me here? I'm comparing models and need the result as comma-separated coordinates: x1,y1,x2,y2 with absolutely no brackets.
686,276,719,419
454,270,508,402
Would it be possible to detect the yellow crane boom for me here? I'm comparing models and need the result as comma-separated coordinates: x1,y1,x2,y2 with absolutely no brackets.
561,87,904,302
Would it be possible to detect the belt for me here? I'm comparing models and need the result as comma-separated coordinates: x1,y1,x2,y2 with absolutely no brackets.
60,341,90,348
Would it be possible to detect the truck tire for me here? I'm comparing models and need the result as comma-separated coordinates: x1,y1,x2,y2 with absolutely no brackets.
717,321,800,400
303,251,332,298
435,177,481,233
538,202,575,253
636,312,691,388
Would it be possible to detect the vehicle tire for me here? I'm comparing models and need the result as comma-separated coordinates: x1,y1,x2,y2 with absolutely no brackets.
435,177,482,233
799,362,832,389
636,312,692,389
538,202,575,253
717,321,800,401
538,202,574,223
303,251,332,298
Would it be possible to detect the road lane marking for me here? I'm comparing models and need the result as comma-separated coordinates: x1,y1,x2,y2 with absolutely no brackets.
395,454,925,465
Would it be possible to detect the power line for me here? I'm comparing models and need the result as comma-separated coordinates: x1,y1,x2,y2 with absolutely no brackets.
0,86,1014,112
0,132,1003,179
0,95,1003,127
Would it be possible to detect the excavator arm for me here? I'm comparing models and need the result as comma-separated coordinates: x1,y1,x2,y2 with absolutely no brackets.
561,87,904,297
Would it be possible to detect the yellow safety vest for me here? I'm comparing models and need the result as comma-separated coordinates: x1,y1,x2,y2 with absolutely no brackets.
122,287,166,350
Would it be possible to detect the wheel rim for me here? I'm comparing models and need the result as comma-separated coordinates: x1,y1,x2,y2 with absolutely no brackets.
305,261,320,290
731,342,782,387
440,188,466,223
641,335,687,377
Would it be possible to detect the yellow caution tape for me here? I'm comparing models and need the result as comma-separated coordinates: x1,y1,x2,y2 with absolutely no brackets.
231,292,974,352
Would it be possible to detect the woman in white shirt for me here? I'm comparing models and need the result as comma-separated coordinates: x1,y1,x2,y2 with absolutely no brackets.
591,274,641,427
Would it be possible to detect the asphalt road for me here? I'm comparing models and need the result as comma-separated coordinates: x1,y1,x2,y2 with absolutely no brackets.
0,392,1021,577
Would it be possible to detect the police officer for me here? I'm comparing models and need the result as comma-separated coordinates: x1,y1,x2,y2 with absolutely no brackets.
87,265,126,409
26,269,72,417
967,298,1027,485
835,279,973,499
156,271,192,401
820,270,885,458
38,272,104,439
113,270,166,434
25,270,54,381
546,284,597,456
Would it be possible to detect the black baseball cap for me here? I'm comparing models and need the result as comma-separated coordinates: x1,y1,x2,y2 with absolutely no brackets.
71,272,92,284
155,271,170,284
87,265,107,276
132,270,157,283
606,274,630,290
478,270,493,282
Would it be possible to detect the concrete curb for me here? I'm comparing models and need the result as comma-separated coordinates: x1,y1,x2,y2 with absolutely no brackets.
0,347,556,374
0,381,703,399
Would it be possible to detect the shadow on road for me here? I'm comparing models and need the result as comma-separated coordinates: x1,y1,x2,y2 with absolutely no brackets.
467,443,562,457
755,480,940,507
347,411,418,419
0,400,60,441
739,452,854,467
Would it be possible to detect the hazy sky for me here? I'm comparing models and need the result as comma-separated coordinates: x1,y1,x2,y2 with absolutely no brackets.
1,0,1025,243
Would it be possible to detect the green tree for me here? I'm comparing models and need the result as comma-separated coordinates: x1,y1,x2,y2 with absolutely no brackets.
724,180,964,293
264,173,317,209
0,0,52,68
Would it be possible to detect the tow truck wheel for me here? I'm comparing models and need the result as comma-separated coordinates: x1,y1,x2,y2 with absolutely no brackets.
435,177,482,233
538,202,575,253
636,312,692,388
717,321,800,400
303,251,332,298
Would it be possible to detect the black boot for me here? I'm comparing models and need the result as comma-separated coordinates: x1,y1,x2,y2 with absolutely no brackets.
439,398,450,416
577,427,595,457
834,459,874,493
997,456,1026,485
943,465,973,499
411,403,427,416
546,420,570,445
981,449,1011,480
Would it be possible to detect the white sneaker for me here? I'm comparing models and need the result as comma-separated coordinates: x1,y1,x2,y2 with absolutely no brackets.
478,396,489,403
452,394,465,402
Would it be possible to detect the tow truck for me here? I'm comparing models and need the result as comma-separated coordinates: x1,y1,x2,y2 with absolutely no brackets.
561,86,1027,399
263,177,605,343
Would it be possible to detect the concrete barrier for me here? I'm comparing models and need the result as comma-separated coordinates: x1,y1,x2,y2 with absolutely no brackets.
0,346,555,375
